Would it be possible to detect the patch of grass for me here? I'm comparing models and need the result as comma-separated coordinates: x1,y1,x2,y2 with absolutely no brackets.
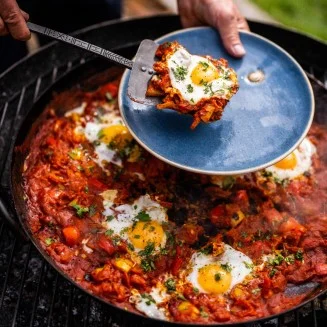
251,0,327,41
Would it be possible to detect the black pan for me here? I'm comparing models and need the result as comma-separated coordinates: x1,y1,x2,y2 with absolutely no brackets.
1,45,327,327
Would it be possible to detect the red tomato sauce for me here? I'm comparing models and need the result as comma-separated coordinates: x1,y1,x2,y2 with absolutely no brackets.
22,76,327,323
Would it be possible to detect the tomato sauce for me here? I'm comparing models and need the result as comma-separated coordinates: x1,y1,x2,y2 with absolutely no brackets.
22,76,327,323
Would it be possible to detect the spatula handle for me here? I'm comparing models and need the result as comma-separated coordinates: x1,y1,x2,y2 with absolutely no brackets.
27,22,133,69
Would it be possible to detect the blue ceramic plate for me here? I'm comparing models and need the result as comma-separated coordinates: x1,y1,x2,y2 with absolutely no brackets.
118,27,314,175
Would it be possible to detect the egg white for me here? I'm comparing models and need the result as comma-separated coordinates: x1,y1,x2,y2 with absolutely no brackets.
187,244,253,294
168,47,234,104
129,283,170,320
265,138,316,181
102,194,168,251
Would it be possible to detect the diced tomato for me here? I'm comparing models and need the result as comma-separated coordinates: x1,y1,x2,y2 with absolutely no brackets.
88,178,108,192
234,190,249,210
46,136,58,147
171,246,183,276
62,226,80,246
261,274,272,297
98,235,116,256
316,263,327,276
210,204,226,223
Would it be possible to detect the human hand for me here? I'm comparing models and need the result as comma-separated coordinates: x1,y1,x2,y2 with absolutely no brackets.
0,0,30,40
178,0,249,57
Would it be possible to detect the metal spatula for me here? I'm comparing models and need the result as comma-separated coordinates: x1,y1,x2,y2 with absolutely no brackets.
27,22,159,104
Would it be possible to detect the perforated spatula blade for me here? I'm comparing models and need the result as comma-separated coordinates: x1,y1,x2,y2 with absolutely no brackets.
27,22,160,105
127,39,161,105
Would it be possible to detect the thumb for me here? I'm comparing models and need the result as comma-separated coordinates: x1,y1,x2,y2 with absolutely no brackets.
216,10,246,57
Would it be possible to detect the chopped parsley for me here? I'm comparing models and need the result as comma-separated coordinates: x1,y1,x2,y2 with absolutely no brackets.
141,258,155,272
241,231,248,239
187,84,194,93
295,250,304,261
268,253,284,266
269,268,277,278
69,200,89,217
193,287,199,294
254,230,272,241
97,129,105,139
141,293,156,305
262,170,273,178
106,215,114,222
164,278,176,292
134,234,141,239
214,273,221,281
139,242,155,257
203,82,214,96
200,244,213,255
222,176,235,190
200,307,209,318
45,238,55,246
221,263,232,272
199,61,209,71
88,204,97,217
120,227,129,235
68,148,82,160
139,242,156,272
77,165,84,172
105,229,114,236
285,254,295,265
135,210,151,222
172,65,187,81
251,288,261,295
190,98,195,103
127,243,135,251
243,261,254,270
177,293,186,301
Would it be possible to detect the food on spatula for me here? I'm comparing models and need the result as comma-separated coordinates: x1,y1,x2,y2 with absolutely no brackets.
146,41,239,129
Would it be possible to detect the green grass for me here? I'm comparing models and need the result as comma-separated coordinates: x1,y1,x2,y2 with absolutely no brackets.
251,0,327,42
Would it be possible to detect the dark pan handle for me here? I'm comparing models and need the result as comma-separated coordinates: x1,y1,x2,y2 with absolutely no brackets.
27,22,134,70
0,197,28,240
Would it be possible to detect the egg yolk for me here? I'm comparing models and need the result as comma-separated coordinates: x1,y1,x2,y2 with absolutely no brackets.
191,61,219,85
99,125,133,147
128,221,164,249
198,264,231,294
274,152,297,170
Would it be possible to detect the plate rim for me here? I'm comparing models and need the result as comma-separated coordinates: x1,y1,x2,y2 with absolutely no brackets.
118,26,315,175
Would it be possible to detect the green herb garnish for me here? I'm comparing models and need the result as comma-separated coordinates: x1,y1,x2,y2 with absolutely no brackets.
135,210,151,222
295,250,304,261
141,293,156,305
187,84,194,93
106,215,114,222
69,200,89,217
199,61,209,71
164,278,176,292
221,263,232,272
172,65,187,81
45,238,55,246
243,261,254,270
105,229,114,236
89,204,97,217
214,273,221,281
